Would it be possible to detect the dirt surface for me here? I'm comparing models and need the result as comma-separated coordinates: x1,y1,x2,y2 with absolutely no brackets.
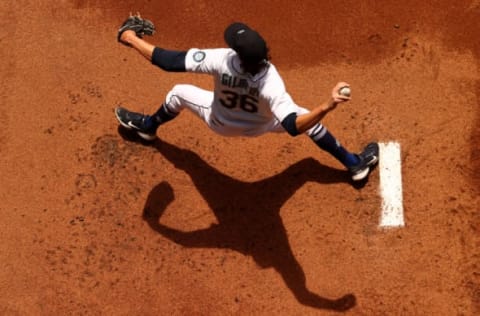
1,0,479,315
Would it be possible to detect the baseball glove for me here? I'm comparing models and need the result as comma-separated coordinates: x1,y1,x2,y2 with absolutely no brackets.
118,13,155,44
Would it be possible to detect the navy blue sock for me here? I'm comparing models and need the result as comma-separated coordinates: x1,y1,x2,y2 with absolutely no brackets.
145,104,178,129
312,129,360,168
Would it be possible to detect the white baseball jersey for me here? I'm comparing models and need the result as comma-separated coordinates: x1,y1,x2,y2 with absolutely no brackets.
178,48,305,136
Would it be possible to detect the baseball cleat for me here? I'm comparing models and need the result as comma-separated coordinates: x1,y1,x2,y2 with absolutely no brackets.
349,142,379,181
115,106,157,141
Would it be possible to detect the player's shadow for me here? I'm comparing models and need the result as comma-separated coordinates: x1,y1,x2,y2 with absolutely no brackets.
119,128,356,312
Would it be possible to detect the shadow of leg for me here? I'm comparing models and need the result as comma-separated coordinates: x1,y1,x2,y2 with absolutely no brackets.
275,247,357,311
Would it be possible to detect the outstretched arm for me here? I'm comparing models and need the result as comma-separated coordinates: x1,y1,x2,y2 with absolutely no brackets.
281,82,351,135
119,30,187,72
295,82,350,133
120,30,156,61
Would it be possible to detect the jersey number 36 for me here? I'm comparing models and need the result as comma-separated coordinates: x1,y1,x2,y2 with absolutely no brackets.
219,90,258,113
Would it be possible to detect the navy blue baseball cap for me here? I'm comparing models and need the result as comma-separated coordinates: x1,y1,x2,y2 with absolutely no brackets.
224,22,268,65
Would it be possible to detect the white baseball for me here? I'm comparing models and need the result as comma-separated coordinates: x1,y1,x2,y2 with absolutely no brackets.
339,86,351,97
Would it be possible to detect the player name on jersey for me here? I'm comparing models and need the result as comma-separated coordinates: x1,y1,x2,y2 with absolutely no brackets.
221,74,259,97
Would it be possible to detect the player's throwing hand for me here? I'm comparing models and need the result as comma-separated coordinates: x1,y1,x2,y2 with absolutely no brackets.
331,82,351,104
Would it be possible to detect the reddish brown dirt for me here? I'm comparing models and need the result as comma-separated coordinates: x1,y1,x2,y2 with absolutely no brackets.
1,0,479,315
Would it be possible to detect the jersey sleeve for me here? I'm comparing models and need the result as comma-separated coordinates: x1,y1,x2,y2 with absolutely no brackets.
263,73,302,122
185,48,230,75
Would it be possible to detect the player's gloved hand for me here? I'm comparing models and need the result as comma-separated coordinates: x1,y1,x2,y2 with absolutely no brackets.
118,13,155,46
331,82,351,104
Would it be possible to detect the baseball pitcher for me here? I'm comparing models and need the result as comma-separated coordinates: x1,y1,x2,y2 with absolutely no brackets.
115,14,379,181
